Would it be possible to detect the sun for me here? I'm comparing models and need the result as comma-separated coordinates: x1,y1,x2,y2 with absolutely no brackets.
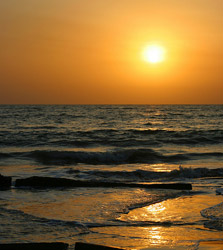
142,45,166,64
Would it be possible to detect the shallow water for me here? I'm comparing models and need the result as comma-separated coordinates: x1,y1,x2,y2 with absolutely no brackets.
0,105,222,249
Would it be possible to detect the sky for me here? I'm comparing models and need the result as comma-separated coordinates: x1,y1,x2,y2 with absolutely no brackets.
0,0,222,104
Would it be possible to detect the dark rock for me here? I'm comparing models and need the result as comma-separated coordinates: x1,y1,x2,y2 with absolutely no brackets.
0,174,11,189
15,176,79,188
0,242,68,250
75,242,124,250
15,176,192,190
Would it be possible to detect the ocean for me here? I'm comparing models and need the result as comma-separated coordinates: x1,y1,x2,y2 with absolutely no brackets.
0,105,222,249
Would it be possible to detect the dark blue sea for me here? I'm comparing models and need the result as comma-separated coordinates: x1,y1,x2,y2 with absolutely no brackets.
0,105,222,249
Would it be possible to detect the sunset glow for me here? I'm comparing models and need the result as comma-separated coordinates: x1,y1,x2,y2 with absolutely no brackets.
142,45,166,64
0,0,222,104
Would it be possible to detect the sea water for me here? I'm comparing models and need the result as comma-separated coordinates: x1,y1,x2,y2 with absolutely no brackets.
0,105,222,249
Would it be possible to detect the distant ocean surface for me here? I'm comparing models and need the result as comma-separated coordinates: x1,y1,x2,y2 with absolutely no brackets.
0,105,223,249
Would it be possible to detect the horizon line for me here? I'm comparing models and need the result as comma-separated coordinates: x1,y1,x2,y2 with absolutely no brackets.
0,103,222,106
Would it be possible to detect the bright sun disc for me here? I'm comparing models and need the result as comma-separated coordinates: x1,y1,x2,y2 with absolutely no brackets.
142,45,166,64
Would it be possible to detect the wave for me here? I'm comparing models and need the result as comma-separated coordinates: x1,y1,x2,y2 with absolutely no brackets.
0,128,223,147
0,207,89,233
2,206,188,232
1,149,223,165
68,167,223,181
0,152,10,158
0,207,194,232
127,129,223,145
201,202,223,220
201,202,223,231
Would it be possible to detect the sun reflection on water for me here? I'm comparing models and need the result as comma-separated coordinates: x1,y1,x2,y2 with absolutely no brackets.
146,203,166,214
119,200,169,223
149,227,163,241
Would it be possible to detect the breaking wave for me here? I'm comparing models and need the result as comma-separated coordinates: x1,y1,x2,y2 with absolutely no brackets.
68,167,223,181
1,149,223,165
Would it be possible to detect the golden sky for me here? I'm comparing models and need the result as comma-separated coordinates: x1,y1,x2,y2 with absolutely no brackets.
0,0,222,104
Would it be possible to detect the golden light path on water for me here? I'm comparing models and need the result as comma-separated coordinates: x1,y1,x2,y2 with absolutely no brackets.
16,191,221,249
2,173,223,249
117,193,223,249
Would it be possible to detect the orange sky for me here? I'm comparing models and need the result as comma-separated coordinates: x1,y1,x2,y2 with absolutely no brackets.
0,0,222,104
